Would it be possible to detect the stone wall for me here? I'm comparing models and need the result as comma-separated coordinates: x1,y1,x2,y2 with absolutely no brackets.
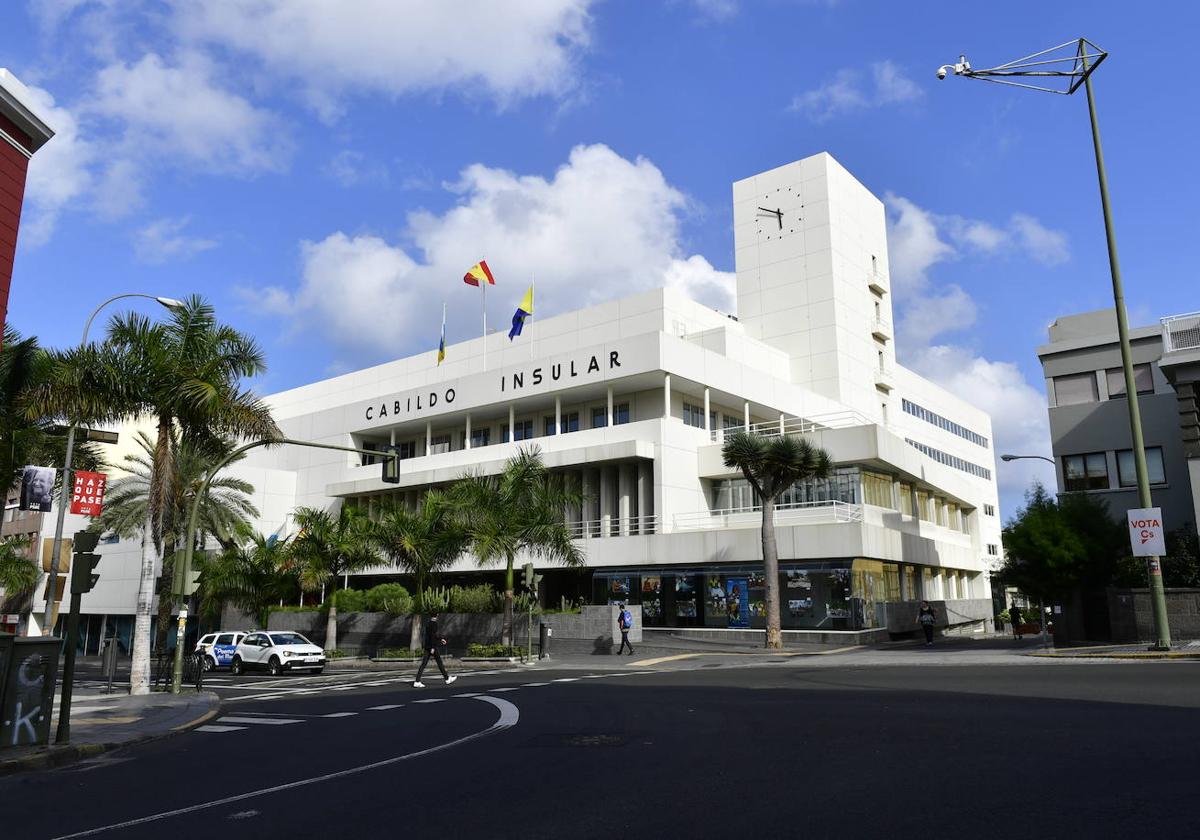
1107,588,1200,642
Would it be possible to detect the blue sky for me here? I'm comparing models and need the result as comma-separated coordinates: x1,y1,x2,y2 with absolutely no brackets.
4,1,1197,516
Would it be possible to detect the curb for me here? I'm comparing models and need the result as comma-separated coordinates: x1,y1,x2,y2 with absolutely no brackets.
0,692,222,778
1028,651,1200,660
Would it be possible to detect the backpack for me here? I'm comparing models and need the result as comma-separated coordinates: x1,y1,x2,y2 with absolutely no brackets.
620,610,632,630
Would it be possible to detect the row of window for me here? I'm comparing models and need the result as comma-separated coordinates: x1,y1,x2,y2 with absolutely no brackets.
901,398,989,448
846,470,975,535
1052,363,1154,407
1061,447,1166,492
682,402,742,432
904,439,993,480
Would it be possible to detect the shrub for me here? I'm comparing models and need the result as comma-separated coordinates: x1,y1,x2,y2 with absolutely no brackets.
327,588,368,612
512,592,542,615
467,643,523,658
448,584,499,613
365,583,412,615
376,648,425,659
326,649,354,659
414,586,450,614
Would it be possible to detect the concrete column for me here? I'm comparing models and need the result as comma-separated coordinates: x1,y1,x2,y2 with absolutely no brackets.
607,386,614,427
663,374,671,419
618,464,633,536
508,404,515,442
389,428,396,446
779,413,785,436
636,461,650,534
743,401,750,432
600,466,613,537
898,565,910,602
703,387,711,437
555,396,562,435
583,469,598,535
465,414,472,449
425,421,432,457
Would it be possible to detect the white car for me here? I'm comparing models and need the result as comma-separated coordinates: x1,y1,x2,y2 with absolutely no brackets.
195,631,248,671
231,631,327,676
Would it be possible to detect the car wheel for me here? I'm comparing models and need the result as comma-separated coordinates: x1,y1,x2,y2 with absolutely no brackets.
314,668,324,675
203,656,216,673
268,656,282,676
231,656,244,676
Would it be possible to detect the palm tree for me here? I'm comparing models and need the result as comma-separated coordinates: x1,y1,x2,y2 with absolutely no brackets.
28,296,278,694
94,429,259,651
291,505,378,652
722,431,832,649
450,446,584,645
371,489,469,649
198,531,299,631
0,536,39,599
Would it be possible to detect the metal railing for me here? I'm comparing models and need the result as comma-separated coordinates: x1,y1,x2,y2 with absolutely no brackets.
708,410,873,443
566,514,658,539
1162,311,1200,353
673,499,863,531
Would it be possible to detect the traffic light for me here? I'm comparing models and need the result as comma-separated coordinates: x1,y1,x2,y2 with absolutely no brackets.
70,530,101,594
522,562,534,590
170,556,202,596
381,446,400,484
532,571,543,595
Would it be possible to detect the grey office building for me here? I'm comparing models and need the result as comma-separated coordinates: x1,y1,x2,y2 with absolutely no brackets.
1038,308,1198,535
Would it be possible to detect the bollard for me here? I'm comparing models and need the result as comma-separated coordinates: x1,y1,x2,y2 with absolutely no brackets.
538,623,551,660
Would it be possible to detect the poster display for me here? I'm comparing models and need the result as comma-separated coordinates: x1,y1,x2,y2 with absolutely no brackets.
19,465,55,512
608,577,631,603
642,576,662,620
725,578,749,628
70,470,108,516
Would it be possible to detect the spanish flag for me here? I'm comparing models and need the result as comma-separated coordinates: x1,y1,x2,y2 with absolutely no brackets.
463,260,495,286
508,285,534,340
437,303,446,366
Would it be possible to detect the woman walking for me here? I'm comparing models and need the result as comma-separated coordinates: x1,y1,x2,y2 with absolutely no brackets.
915,601,937,647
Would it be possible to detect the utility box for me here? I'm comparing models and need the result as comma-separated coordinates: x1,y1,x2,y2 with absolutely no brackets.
0,636,61,748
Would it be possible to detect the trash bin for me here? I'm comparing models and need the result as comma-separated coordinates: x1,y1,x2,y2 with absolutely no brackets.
538,623,551,660
0,633,13,713
1,636,62,748
101,637,120,692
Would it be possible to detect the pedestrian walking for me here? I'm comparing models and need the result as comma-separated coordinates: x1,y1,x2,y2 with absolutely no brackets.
616,603,634,655
1010,604,1023,640
915,601,936,646
413,612,457,688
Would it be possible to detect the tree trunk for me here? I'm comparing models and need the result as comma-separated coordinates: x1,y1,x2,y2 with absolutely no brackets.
153,538,177,653
502,558,515,647
761,496,783,649
325,575,339,652
410,612,423,651
130,519,158,694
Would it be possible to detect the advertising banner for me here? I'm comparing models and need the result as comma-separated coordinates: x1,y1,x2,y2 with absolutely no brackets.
18,465,55,513
725,578,749,628
69,471,108,517
1127,507,1166,558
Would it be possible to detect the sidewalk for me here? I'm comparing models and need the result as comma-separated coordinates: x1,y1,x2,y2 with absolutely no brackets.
0,690,221,777
1027,641,1200,660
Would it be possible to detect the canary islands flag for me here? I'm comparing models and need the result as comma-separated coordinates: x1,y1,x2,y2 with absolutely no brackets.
508,285,534,340
437,303,446,365
463,260,495,286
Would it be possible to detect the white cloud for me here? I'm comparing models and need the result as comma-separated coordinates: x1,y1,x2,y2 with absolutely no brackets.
133,216,217,264
1010,212,1069,265
323,150,389,189
241,144,734,354
172,0,595,112
19,85,95,247
91,52,291,175
790,60,921,122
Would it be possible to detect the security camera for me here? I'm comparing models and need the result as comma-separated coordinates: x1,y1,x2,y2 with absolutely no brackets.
936,66,949,80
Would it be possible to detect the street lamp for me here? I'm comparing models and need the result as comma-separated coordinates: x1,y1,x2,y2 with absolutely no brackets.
42,294,184,636
938,39,1171,650
1000,454,1055,465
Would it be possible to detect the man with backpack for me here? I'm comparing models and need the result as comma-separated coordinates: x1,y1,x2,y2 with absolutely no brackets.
616,603,634,655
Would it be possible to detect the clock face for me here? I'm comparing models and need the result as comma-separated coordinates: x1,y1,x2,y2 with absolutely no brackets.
754,184,802,240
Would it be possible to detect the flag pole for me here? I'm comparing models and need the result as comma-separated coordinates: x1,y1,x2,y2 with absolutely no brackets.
481,258,487,372
530,277,535,361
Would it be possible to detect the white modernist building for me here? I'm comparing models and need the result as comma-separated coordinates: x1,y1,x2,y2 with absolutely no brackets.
23,152,1003,645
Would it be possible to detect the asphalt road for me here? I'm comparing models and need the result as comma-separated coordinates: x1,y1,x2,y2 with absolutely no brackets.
8,659,1200,839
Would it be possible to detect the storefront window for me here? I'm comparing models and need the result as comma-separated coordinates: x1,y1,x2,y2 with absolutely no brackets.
713,468,859,513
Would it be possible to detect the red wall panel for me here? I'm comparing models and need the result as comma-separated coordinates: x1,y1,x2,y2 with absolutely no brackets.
0,137,29,342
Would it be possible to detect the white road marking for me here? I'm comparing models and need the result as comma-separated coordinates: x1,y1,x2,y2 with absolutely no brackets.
452,693,482,698
412,698,444,704
321,712,357,718
488,687,519,693
551,678,579,683
196,725,245,733
524,682,549,687
217,716,302,726
366,704,404,711
54,696,520,840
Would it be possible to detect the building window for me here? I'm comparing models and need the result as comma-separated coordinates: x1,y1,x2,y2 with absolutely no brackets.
904,439,993,480
682,402,705,429
1106,364,1154,399
1053,372,1099,406
983,503,995,516
430,434,451,454
900,398,989,448
544,416,555,437
898,483,913,516
1062,452,1109,491
862,471,895,508
915,489,932,522
591,406,608,429
987,544,998,556
1116,447,1166,486
513,420,533,441
470,428,491,448
359,440,382,466
397,441,416,460
614,403,630,425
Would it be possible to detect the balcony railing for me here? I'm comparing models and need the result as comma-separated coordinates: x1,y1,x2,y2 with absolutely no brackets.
709,410,873,442
1162,311,1200,353
673,499,863,531
566,514,658,539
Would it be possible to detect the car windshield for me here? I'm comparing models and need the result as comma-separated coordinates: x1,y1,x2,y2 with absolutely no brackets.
269,633,311,646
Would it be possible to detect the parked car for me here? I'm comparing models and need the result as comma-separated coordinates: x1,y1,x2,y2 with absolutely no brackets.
231,631,326,676
195,631,248,671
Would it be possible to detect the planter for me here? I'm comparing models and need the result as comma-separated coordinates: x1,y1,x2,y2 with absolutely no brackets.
460,656,522,663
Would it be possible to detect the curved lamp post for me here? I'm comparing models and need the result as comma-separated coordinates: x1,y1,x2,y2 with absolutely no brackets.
170,438,397,693
42,293,184,635
939,39,1170,650
1000,454,1055,465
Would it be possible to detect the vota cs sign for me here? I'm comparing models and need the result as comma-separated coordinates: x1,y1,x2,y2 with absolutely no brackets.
1127,507,1166,558
70,471,107,517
